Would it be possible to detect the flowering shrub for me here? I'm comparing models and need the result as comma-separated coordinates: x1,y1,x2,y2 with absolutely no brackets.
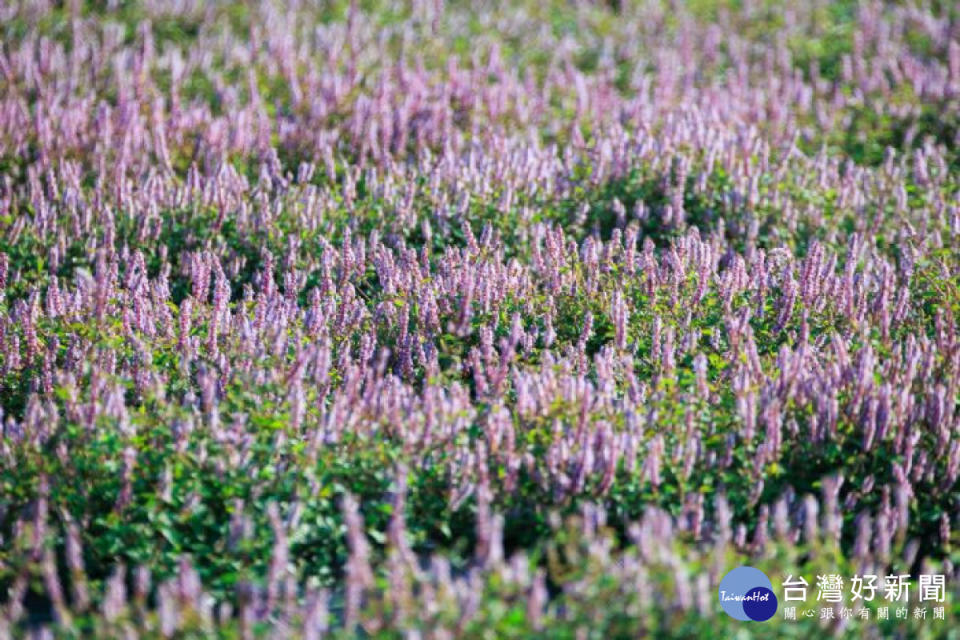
0,0,959,637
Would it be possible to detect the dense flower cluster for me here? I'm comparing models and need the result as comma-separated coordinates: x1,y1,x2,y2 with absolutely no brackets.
0,0,959,637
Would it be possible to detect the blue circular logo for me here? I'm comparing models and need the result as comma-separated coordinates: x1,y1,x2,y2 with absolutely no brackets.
718,567,778,621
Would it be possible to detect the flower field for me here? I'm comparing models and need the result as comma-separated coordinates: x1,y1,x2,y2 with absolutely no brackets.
1,0,959,637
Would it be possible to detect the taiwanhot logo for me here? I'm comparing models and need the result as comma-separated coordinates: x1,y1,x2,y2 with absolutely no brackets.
718,566,778,621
